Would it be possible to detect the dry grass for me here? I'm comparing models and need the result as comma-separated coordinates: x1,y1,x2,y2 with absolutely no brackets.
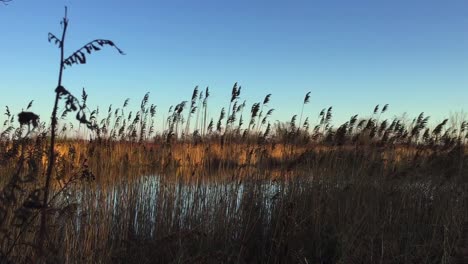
1,89,467,263
0,134,467,263
2,8,465,263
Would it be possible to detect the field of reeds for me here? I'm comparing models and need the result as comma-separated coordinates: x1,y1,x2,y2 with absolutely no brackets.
0,8,467,264
1,85,467,263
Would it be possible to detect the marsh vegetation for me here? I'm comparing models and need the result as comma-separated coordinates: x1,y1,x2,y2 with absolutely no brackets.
1,86,467,263
0,6,467,264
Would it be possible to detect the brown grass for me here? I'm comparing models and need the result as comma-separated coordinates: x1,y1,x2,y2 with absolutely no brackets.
1,136,467,263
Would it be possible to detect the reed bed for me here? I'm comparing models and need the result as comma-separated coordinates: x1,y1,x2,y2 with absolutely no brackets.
0,124,467,263
1,7,468,262
1,86,468,263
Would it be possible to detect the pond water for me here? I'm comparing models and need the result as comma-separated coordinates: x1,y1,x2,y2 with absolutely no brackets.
58,171,461,240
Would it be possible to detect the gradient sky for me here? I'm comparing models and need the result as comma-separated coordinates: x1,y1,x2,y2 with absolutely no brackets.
1,0,467,129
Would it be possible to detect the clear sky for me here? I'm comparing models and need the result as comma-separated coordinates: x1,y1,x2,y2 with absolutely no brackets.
0,0,467,129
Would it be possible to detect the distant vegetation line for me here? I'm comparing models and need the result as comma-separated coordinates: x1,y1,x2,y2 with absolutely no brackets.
1,86,467,147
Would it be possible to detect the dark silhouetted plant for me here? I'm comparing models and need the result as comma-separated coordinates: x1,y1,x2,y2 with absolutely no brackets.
39,7,124,260
298,91,311,133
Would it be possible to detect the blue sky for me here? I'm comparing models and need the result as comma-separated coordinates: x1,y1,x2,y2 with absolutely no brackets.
0,0,467,129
